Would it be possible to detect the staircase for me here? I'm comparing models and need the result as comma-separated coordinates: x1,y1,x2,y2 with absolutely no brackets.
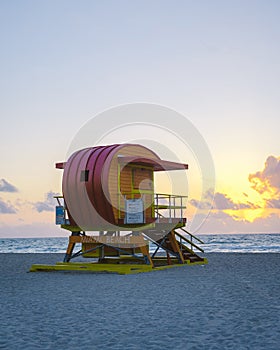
143,226,206,266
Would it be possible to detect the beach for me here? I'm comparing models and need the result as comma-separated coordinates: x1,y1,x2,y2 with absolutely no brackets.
1,253,279,349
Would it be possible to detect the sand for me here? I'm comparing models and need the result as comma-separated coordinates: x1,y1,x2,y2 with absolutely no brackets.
0,253,279,349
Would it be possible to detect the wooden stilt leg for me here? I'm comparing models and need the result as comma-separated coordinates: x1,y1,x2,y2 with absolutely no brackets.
139,244,154,267
166,252,172,265
168,230,184,264
64,239,76,262
167,252,171,265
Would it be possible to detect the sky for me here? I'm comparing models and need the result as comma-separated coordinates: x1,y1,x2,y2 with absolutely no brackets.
0,0,280,237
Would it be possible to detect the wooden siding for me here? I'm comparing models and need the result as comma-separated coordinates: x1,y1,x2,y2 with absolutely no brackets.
107,144,158,222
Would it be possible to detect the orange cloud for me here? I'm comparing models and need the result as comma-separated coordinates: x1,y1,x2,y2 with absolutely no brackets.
249,155,280,208
189,155,280,233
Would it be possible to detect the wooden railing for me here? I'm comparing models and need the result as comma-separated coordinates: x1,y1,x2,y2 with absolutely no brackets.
175,227,205,253
54,193,188,226
154,193,187,221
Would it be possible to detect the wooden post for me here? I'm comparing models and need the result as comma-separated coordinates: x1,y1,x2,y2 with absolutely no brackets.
168,230,184,264
139,244,154,267
63,234,78,262
166,252,171,265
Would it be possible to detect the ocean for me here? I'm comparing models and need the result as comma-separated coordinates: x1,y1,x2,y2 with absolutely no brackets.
1,233,280,253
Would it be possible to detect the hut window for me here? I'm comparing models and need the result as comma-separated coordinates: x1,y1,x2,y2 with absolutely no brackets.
80,170,89,182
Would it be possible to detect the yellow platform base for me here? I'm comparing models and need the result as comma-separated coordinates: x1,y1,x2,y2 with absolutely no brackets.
30,258,207,275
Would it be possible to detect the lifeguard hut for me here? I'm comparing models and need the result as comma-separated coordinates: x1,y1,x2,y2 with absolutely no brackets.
31,144,206,274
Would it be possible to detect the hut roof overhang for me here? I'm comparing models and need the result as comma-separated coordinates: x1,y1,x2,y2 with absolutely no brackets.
56,158,188,172
118,156,188,171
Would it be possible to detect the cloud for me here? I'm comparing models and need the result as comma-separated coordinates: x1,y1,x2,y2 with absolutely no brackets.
189,198,212,209
33,191,60,213
191,155,280,213
249,156,280,193
0,198,17,214
190,191,257,210
0,179,18,193
195,210,280,234
249,155,280,208
265,198,280,209
251,213,280,230
189,188,214,209
214,192,237,209
214,192,258,210
191,156,280,212
190,211,248,234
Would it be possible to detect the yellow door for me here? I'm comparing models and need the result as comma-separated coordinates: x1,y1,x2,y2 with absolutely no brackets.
120,165,154,222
